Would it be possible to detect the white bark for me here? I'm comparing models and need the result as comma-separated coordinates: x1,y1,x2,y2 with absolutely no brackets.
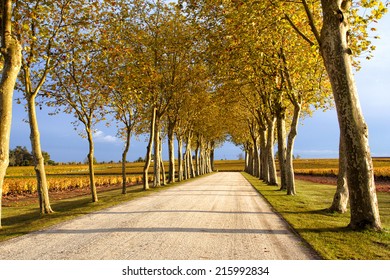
329,134,349,213
0,1,22,227
320,0,381,230
143,108,157,190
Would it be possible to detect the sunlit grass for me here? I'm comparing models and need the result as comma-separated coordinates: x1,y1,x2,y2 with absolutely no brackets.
243,172,390,259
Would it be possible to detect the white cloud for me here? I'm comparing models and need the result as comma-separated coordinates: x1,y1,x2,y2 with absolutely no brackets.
93,130,117,143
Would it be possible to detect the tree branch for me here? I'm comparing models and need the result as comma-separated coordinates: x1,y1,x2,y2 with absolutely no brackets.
301,0,321,45
284,14,315,46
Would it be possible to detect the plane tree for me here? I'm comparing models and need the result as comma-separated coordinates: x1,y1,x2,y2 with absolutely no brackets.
45,8,105,202
96,3,145,194
0,0,22,228
12,0,81,215
107,0,174,190
279,0,386,229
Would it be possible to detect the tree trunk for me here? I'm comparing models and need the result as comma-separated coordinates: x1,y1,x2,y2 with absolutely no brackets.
159,136,166,186
188,134,196,178
329,133,349,213
86,128,98,202
143,108,157,190
195,137,200,176
244,142,250,173
184,132,192,180
153,116,161,187
251,133,260,178
244,147,249,173
320,0,381,230
277,110,287,191
247,145,254,175
259,128,268,182
249,122,259,177
199,142,205,175
177,134,183,182
0,4,22,227
121,127,131,194
286,101,301,195
27,94,53,214
210,141,215,172
168,122,175,183
266,117,278,186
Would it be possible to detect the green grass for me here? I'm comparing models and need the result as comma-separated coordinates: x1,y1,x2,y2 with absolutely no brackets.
242,172,390,259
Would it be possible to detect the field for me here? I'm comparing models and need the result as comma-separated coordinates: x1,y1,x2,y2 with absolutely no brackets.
3,158,390,196
293,157,390,179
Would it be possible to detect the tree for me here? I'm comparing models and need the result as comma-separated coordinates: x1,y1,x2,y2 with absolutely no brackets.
47,8,105,202
13,0,99,214
97,5,143,194
278,0,385,229
12,0,77,214
317,0,383,229
9,146,33,166
0,0,22,228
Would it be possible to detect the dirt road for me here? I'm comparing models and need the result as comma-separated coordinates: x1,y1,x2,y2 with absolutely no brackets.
0,172,319,260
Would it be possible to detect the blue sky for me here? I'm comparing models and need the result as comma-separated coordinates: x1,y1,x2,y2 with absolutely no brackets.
9,12,390,163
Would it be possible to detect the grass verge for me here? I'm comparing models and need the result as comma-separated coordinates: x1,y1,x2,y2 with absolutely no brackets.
0,176,205,243
242,172,390,260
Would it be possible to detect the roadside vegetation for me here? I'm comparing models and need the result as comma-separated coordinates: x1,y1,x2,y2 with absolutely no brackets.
243,172,390,260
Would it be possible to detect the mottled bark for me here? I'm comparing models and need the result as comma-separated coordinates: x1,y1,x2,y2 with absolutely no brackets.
177,134,183,182
266,117,278,186
121,127,131,194
286,101,301,195
199,142,205,175
210,142,215,172
27,95,53,213
168,123,175,183
329,134,349,213
184,132,193,179
86,128,98,202
207,142,215,173
0,0,22,228
195,138,200,176
247,145,254,175
276,110,287,191
251,133,260,178
159,135,166,186
143,108,157,190
320,0,381,230
259,129,268,182
244,148,249,173
153,117,161,187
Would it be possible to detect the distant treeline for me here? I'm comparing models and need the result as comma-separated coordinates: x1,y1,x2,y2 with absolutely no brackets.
9,146,55,166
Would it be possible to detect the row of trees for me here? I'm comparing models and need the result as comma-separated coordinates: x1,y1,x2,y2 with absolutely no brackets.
0,0,387,231
0,0,226,226
177,0,386,230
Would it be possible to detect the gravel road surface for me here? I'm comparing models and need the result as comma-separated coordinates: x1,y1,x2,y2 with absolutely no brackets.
0,172,319,260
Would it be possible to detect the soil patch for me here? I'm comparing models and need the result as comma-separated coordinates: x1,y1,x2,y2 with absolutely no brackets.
295,174,390,193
